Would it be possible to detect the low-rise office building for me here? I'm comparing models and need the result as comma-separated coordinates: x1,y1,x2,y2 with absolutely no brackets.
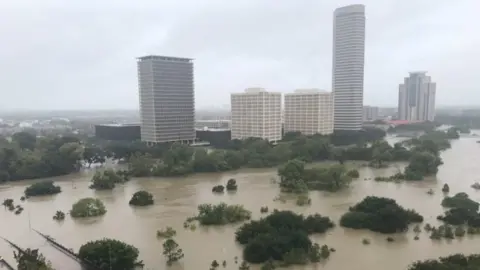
195,128,231,148
94,124,141,141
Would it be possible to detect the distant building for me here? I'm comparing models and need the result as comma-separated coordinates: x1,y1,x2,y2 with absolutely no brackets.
363,106,380,121
137,55,195,144
398,72,436,121
230,88,282,142
284,89,334,135
332,4,366,131
195,119,231,130
378,107,397,119
195,128,231,148
94,124,141,141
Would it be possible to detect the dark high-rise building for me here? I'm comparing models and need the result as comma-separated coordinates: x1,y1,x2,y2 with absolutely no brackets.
137,55,195,143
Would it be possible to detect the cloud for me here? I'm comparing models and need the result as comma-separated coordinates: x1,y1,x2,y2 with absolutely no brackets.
0,0,479,110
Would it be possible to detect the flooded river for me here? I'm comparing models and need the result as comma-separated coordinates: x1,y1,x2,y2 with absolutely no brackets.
1,136,480,270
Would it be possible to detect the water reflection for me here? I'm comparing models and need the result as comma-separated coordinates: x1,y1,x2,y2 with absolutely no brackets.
0,137,479,269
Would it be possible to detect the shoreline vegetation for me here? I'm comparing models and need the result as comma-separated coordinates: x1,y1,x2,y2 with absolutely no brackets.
0,125,463,184
2,123,478,269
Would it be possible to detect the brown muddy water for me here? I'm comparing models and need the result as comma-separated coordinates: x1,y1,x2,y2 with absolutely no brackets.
1,137,480,270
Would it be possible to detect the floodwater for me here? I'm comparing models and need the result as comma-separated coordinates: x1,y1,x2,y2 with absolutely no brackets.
1,136,480,270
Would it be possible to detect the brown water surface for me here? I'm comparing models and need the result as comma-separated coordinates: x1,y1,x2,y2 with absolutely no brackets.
1,137,480,270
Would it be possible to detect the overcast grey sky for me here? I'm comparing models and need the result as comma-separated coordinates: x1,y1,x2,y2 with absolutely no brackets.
0,0,479,110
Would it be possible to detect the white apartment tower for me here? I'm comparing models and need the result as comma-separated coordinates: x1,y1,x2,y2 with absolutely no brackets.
398,72,436,121
332,4,366,131
230,88,282,142
284,89,334,135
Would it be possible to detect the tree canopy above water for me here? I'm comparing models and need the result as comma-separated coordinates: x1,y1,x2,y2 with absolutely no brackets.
24,181,61,197
129,190,154,206
195,203,251,225
0,134,84,181
14,248,54,270
235,210,334,264
340,196,423,233
70,197,107,218
408,254,480,270
278,159,353,193
89,169,129,190
78,238,141,270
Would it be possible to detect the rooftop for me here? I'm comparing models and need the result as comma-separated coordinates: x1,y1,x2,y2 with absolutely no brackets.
95,123,140,127
409,71,428,75
245,87,267,93
385,120,424,126
232,88,281,95
137,55,193,62
334,4,365,15
195,128,231,132
196,119,231,123
286,89,331,95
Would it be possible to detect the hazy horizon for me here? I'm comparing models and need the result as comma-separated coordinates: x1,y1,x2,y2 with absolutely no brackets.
1,0,479,110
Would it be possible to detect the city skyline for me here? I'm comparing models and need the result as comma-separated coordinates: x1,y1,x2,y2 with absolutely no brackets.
1,1,479,110
398,71,436,121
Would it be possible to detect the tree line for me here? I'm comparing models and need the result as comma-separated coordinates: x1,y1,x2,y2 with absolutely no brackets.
1,127,460,182
0,133,84,182
125,128,448,179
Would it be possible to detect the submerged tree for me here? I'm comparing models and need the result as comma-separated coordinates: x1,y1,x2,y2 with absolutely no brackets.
70,197,107,218
238,261,250,270
346,169,360,178
340,196,423,233
163,238,184,265
196,203,251,225
89,169,127,190
53,210,66,221
408,254,480,270
24,181,61,197
14,248,54,270
212,185,225,193
129,191,154,206
78,238,140,270
157,227,177,238
226,178,238,191
236,210,334,264
2,198,14,208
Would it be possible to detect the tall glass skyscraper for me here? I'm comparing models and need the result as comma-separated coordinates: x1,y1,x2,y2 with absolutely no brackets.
332,4,366,131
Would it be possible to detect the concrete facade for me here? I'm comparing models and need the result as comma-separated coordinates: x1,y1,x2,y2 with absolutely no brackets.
363,106,380,121
398,72,436,121
230,88,282,142
284,89,334,135
332,4,366,131
137,55,195,143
